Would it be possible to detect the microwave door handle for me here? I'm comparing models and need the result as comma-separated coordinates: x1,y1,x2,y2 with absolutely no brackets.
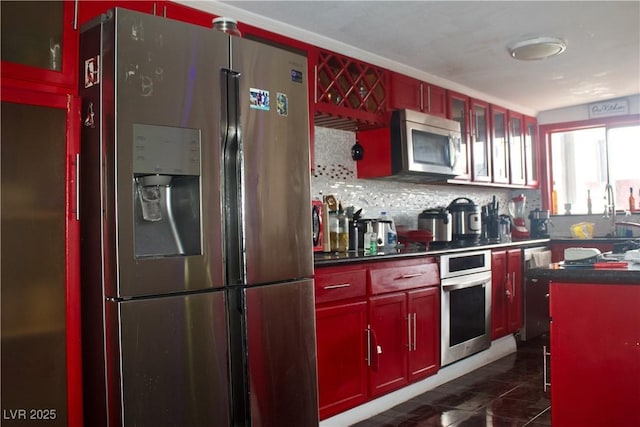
448,134,458,168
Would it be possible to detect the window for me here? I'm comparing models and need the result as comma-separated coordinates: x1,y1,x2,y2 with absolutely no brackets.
550,125,640,214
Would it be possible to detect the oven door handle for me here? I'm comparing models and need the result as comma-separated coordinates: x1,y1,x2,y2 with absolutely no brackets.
442,278,489,291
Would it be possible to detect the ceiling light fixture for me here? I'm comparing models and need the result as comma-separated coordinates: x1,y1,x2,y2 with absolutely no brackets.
509,37,567,60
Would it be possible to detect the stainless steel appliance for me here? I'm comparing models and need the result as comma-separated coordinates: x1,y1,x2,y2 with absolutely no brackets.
440,250,492,366
521,247,551,341
448,197,482,245
79,9,317,426
389,109,463,180
418,207,452,243
529,209,551,239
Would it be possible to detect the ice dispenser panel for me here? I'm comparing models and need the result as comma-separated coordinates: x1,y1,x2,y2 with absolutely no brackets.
133,124,202,258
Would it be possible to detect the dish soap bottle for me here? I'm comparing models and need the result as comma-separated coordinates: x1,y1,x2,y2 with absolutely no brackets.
630,187,636,212
364,221,378,255
378,212,397,251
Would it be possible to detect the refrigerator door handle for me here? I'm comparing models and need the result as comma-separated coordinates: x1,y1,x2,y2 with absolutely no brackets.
221,68,244,285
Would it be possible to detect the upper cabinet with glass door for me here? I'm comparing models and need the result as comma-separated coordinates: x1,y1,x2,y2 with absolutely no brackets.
491,105,510,184
1,1,79,91
524,115,539,187
447,91,471,181
508,111,526,186
471,99,491,182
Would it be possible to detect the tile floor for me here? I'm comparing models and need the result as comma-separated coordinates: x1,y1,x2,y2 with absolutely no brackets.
352,335,551,427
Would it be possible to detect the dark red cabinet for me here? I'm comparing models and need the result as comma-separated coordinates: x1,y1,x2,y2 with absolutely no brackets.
508,111,526,185
1,86,83,427
368,260,440,397
311,47,388,131
524,115,539,187
470,98,491,182
407,287,440,381
491,249,522,339
491,104,510,184
368,292,409,396
78,1,215,28
316,300,368,419
314,266,368,420
550,282,640,426
1,0,79,92
447,90,471,180
389,73,446,118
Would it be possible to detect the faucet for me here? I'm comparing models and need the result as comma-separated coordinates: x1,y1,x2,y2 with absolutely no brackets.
604,183,616,237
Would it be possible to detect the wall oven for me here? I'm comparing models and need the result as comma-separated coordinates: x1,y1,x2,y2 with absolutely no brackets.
390,109,463,180
440,250,492,366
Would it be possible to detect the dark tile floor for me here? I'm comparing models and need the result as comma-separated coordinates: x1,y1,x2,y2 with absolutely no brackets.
352,335,551,427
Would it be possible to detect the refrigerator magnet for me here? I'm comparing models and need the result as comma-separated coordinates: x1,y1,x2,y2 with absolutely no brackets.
249,88,270,111
276,93,288,116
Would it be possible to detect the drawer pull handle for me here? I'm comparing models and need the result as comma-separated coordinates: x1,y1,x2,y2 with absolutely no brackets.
323,283,351,290
399,273,423,279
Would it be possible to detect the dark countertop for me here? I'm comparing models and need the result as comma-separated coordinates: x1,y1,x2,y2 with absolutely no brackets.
525,261,640,284
549,236,639,244
314,238,551,267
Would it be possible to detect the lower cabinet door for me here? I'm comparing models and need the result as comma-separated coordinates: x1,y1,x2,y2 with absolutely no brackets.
506,249,523,334
491,250,508,339
368,293,408,397
408,287,440,380
316,300,368,420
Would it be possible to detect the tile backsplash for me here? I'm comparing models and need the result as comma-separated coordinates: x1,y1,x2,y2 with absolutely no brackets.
311,127,538,229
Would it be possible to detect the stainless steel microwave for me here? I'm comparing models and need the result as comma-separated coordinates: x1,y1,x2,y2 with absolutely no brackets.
390,109,463,180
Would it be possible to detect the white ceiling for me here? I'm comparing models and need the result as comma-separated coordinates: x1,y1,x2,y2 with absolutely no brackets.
195,0,640,115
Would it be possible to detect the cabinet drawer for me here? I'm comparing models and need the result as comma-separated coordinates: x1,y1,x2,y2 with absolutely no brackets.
315,268,367,304
369,262,439,295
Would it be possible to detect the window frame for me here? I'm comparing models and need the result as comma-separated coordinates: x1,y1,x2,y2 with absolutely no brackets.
539,114,640,213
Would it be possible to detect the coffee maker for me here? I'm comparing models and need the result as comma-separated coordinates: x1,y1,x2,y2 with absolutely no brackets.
529,209,550,238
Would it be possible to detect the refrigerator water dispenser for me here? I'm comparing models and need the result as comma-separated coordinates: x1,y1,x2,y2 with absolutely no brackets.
132,123,202,258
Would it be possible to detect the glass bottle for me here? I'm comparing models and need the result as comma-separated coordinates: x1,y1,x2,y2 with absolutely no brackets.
329,210,339,252
629,187,636,212
551,182,558,215
337,204,349,253
587,189,592,215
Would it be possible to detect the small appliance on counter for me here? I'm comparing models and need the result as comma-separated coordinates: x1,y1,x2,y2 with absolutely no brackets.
529,208,550,239
448,197,482,246
508,194,530,239
418,207,452,248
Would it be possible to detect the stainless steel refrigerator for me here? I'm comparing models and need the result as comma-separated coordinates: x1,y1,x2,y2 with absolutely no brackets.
79,8,317,426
